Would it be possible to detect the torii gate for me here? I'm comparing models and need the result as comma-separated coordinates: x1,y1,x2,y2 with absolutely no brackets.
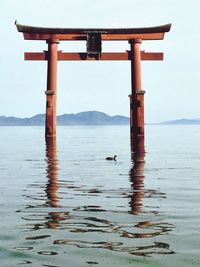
16,22,171,149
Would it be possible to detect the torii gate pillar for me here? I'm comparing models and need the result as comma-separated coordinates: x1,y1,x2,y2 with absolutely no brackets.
45,39,59,139
129,39,145,152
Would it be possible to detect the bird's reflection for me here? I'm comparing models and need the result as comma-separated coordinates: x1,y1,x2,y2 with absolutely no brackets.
45,137,61,229
129,141,145,215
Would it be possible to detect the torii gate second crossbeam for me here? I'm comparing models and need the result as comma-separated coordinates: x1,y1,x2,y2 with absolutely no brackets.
16,22,171,150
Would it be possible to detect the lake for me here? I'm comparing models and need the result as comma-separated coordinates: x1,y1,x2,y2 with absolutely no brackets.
0,125,199,266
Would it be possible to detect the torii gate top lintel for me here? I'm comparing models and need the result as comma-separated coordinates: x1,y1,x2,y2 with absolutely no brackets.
15,22,171,41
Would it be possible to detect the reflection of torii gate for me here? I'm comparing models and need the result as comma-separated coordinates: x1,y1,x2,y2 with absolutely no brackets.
16,22,171,147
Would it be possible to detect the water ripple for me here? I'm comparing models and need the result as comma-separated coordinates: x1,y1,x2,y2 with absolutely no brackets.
12,137,176,265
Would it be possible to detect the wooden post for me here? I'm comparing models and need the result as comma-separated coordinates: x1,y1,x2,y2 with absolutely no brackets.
45,39,59,139
129,39,145,153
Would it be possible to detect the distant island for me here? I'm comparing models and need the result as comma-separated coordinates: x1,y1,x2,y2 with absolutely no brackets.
0,111,129,126
156,119,200,125
0,111,200,126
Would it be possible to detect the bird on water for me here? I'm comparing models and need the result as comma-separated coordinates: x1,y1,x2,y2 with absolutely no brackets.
105,155,117,161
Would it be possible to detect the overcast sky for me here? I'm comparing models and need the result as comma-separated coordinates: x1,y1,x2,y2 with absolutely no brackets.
0,0,199,122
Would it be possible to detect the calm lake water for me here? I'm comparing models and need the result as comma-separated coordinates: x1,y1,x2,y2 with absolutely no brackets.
0,125,200,266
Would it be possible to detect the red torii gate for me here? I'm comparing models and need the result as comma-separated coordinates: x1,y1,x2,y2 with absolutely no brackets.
16,22,171,150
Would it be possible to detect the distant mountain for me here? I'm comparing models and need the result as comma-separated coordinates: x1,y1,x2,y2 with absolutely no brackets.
158,119,200,125
0,114,46,126
0,111,129,126
1,112,199,126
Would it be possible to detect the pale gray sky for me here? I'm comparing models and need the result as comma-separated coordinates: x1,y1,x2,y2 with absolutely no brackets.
0,0,200,122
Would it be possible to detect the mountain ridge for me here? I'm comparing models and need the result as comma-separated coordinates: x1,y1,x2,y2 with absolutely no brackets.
156,118,200,125
0,111,129,126
0,111,200,126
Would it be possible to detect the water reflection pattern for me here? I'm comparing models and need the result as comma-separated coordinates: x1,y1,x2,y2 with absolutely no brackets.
16,138,175,263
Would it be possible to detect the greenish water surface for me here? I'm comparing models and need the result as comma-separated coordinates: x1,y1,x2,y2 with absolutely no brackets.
0,125,199,266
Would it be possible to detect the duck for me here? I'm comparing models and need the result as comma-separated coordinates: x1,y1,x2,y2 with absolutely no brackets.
105,155,117,161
